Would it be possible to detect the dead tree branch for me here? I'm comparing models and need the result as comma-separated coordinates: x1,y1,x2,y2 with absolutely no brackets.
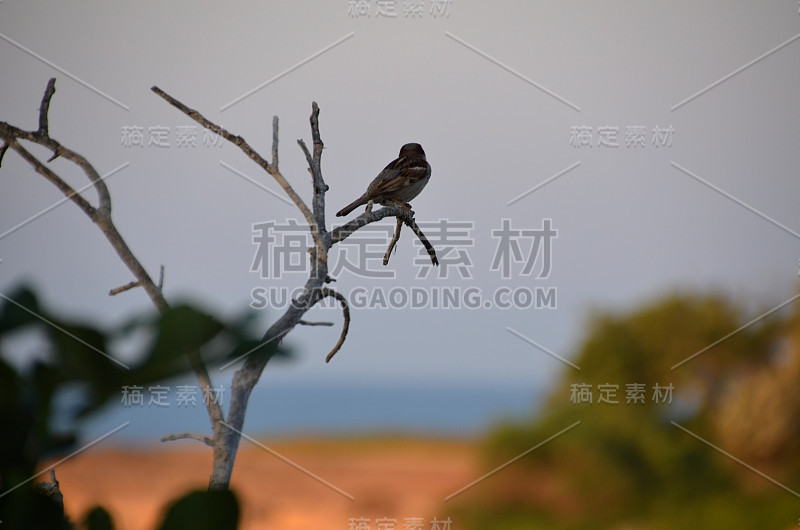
2,78,439,493
151,86,324,255
319,288,350,363
109,280,142,296
152,88,439,488
330,207,439,266
161,433,214,447
384,218,404,265
0,78,225,458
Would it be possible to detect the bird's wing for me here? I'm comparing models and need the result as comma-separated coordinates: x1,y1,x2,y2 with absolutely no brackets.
366,157,429,197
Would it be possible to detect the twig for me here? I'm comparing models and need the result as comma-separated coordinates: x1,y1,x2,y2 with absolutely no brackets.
298,138,327,260
34,469,63,510
403,215,439,266
37,78,56,137
329,207,439,266
297,101,329,258
0,78,225,454
272,116,279,170
299,320,334,327
151,86,322,252
109,280,141,296
308,104,329,217
329,206,406,245
297,139,314,177
383,217,404,265
5,82,438,492
0,142,9,167
161,433,214,447
211,101,333,490
1,89,110,216
1,138,97,217
320,288,350,363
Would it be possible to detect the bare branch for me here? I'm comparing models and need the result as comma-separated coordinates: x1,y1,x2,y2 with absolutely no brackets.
0,82,111,215
211,102,335,490
319,288,350,363
297,101,329,259
1,138,97,218
308,102,323,152
109,280,141,296
329,207,439,266
37,77,56,137
151,86,321,250
383,217,404,266
1,79,226,449
403,215,439,267
0,142,9,167
298,138,313,172
329,206,406,245
161,433,214,447
5,82,439,494
299,320,334,327
272,115,279,170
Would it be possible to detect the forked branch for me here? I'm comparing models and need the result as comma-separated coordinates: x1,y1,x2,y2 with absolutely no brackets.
2,78,439,493
0,77,225,454
151,86,324,254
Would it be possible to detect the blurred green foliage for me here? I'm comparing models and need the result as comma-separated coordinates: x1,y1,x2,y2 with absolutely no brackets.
157,489,239,530
0,284,280,528
453,291,800,529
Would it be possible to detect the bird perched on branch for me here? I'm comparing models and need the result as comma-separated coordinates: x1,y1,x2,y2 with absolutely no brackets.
336,143,431,217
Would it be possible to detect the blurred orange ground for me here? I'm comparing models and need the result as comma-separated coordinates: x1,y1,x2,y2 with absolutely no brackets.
46,437,477,530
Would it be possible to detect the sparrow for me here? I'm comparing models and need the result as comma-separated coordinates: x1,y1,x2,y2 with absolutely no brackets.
336,143,431,217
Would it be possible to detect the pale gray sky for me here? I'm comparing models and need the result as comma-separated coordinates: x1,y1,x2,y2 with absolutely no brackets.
1,1,799,418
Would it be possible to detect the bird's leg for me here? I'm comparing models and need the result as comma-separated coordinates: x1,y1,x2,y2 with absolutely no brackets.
365,200,374,214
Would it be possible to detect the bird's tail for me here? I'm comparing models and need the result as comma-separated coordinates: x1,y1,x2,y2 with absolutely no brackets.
336,195,367,217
